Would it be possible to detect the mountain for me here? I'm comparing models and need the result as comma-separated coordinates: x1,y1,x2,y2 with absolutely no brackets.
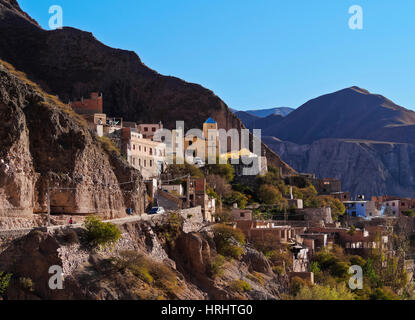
262,87,415,197
264,137,415,198
0,60,145,229
235,112,284,132
235,107,294,118
264,87,415,145
0,0,295,175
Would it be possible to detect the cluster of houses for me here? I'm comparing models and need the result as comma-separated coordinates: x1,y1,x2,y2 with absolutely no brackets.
230,204,409,284
68,92,266,221
68,92,415,283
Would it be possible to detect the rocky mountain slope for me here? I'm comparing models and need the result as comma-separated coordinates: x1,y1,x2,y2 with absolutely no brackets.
260,87,415,197
263,137,415,198
264,87,415,145
0,213,286,300
0,0,294,175
0,60,145,230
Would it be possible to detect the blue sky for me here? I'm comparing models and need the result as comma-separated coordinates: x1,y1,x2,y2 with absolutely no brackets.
19,0,415,111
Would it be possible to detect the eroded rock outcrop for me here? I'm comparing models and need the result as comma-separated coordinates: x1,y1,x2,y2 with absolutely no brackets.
0,61,145,229
265,137,415,197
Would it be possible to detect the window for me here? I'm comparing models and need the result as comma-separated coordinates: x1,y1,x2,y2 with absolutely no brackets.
152,127,156,132
139,145,141,151
139,159,141,166
133,144,136,150
144,147,147,152
144,127,148,131
144,160,147,167
150,160,153,167
240,212,245,218
132,158,135,165
150,148,153,155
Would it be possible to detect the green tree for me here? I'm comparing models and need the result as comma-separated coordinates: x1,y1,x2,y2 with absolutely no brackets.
257,184,283,205
294,283,355,300
213,224,245,259
224,191,248,209
84,215,122,247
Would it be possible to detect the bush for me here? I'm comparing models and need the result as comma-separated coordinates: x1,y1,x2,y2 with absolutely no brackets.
213,224,245,259
115,251,180,297
0,272,12,297
402,210,415,217
294,283,355,300
208,255,226,278
257,184,283,205
247,272,264,285
63,229,79,244
231,280,252,293
224,191,248,209
19,277,34,292
158,212,182,246
84,216,121,247
272,266,285,276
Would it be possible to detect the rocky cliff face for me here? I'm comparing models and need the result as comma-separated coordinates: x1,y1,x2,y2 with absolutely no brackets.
0,0,294,175
0,61,145,229
264,137,415,197
0,215,286,300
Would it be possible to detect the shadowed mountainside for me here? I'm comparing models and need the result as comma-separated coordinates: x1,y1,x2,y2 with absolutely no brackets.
0,0,295,174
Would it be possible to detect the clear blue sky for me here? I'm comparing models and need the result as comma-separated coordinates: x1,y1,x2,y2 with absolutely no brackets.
19,0,415,111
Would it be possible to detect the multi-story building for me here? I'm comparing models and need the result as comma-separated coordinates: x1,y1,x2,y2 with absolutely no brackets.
344,200,382,219
117,127,166,180
137,122,163,140
185,177,215,222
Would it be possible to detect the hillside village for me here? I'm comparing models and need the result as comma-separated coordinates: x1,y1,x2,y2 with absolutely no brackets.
1,0,415,301
30,90,413,300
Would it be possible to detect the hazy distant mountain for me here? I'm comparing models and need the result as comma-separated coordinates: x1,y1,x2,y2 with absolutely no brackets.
264,87,415,145
233,107,294,118
235,112,284,132
263,87,415,197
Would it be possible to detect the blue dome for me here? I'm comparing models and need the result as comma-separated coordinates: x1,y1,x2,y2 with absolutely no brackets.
204,117,217,124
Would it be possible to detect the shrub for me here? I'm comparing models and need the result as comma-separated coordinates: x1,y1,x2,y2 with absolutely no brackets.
0,272,12,297
208,255,226,278
213,224,245,259
257,184,282,205
247,272,264,285
294,283,355,300
115,251,180,297
63,229,79,244
231,280,252,293
158,212,182,246
289,276,308,296
402,210,415,217
224,191,248,209
272,266,285,276
19,277,34,292
84,215,122,247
